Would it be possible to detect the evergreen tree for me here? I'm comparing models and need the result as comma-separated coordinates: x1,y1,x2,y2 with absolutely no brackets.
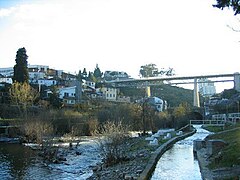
76,70,83,81
13,47,29,83
213,0,240,15
88,71,97,82
82,68,87,79
93,64,103,80
49,86,63,109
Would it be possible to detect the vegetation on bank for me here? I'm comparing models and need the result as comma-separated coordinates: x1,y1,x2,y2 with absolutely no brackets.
120,84,195,107
0,100,195,140
204,123,240,169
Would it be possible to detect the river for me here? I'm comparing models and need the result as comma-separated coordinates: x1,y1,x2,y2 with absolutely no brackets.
0,126,211,180
151,125,211,180
0,138,101,180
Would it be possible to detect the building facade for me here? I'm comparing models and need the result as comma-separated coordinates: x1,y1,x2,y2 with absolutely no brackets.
198,78,216,97
100,87,118,101
58,86,76,105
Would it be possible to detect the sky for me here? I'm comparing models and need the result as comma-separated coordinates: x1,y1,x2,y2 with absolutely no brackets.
0,0,240,92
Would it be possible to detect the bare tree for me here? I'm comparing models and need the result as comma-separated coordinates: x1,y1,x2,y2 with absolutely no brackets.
95,121,130,166
24,118,53,144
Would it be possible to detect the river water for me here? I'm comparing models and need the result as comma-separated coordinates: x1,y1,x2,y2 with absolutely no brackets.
0,138,101,180
151,125,211,180
0,126,210,180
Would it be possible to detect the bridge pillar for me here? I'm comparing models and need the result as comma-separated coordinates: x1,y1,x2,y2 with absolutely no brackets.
193,78,200,107
234,72,240,92
145,86,151,97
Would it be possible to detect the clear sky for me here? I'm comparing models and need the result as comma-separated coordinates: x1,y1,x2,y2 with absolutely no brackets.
0,0,240,92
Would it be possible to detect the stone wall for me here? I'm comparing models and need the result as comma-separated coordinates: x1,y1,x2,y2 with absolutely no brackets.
138,128,196,180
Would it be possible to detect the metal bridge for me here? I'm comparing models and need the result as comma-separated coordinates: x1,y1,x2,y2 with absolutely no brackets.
105,72,240,107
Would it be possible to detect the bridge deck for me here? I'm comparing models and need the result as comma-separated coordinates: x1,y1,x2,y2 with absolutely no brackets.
107,73,235,84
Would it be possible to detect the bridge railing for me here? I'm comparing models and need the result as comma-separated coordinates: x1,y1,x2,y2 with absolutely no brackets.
212,114,227,121
212,113,240,125
190,119,225,126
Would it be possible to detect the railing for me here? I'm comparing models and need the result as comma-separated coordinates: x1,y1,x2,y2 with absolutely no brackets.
0,126,20,136
212,112,240,125
190,119,225,126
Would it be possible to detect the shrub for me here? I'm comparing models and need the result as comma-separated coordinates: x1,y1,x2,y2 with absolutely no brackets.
23,116,53,144
96,121,130,166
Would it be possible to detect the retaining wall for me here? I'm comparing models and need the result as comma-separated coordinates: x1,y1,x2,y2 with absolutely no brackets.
138,128,196,180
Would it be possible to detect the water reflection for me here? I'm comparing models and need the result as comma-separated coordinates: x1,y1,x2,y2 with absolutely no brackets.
0,144,37,179
151,125,211,180
0,139,101,180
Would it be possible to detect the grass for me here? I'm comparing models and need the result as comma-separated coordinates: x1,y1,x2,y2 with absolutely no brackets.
128,136,156,152
128,131,177,153
126,133,178,165
202,126,225,133
0,118,18,121
203,122,240,133
0,118,22,126
205,123,240,169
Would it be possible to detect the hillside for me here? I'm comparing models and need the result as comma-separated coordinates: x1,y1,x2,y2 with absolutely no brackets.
120,84,194,107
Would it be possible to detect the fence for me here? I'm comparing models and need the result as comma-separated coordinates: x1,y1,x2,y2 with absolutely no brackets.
190,119,225,126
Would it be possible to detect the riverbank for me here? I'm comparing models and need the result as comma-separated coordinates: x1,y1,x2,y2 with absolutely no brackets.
197,147,240,180
87,127,196,180
196,125,240,180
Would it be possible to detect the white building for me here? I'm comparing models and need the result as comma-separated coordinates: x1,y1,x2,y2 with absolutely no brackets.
28,65,49,73
37,79,57,87
146,97,166,112
100,87,118,101
234,72,240,92
198,78,216,97
58,86,76,105
29,72,46,80
0,75,12,84
27,65,48,81
82,80,95,91
0,67,14,77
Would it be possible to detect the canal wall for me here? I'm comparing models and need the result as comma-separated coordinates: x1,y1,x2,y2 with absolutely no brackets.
196,149,213,180
195,127,240,180
138,127,196,180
